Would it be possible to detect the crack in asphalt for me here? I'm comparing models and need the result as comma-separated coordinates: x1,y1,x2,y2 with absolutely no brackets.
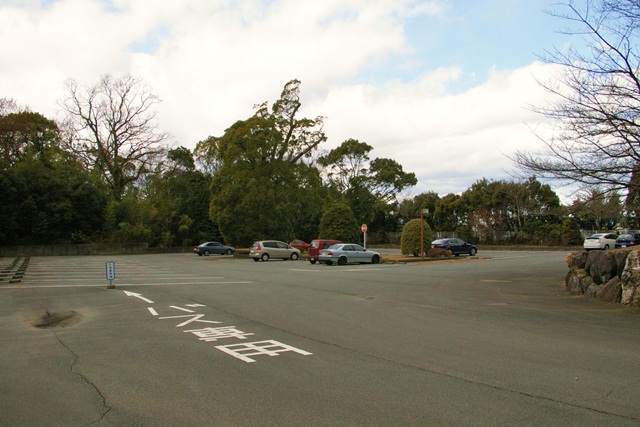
52,331,112,424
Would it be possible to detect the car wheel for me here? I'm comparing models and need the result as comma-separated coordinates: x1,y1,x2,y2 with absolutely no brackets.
309,260,317,264
226,249,233,255
325,261,333,266
371,255,380,264
604,244,610,250
454,253,460,257
261,253,269,262
338,256,347,266
470,248,477,256
291,253,299,261
204,250,210,256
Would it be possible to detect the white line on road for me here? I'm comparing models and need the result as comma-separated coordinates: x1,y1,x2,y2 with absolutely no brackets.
289,266,397,273
124,291,155,303
0,281,253,289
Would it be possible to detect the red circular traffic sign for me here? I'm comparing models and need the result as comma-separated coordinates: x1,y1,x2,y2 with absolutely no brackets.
361,224,368,233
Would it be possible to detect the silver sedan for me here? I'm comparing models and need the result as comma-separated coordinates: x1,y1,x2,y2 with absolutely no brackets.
318,243,381,265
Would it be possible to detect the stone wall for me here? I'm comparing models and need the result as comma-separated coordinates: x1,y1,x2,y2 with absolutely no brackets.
566,249,640,306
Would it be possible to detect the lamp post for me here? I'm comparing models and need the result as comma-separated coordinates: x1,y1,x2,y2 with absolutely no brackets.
421,208,429,260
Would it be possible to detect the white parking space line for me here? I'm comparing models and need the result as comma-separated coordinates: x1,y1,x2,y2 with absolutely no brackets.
0,281,253,289
289,265,399,273
486,255,536,260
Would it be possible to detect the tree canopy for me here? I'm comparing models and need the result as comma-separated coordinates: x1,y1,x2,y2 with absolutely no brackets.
0,74,613,248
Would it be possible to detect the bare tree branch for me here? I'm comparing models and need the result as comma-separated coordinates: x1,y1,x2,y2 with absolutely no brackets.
515,0,640,203
59,74,169,198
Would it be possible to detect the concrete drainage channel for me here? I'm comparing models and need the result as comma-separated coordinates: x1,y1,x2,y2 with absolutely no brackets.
0,256,30,283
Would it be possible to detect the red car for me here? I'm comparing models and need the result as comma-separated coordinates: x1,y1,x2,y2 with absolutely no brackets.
290,239,310,252
308,239,342,264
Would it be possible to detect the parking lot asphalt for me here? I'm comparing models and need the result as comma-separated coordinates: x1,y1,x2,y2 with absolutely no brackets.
2,251,640,426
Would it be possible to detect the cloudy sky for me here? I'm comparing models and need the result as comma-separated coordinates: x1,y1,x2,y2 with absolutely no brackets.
0,0,577,198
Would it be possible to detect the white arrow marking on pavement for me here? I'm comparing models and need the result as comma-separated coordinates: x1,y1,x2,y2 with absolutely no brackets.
123,291,155,304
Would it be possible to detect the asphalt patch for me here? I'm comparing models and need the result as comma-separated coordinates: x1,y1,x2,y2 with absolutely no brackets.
34,310,82,329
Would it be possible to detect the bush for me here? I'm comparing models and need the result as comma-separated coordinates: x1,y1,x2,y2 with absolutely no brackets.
400,218,431,256
319,202,360,243
427,248,451,258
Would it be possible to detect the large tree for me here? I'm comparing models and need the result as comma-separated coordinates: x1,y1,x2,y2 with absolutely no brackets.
0,147,107,245
60,74,169,199
397,191,440,228
143,147,220,247
514,0,640,202
569,188,622,230
319,139,417,203
0,111,60,169
319,138,417,230
207,80,326,246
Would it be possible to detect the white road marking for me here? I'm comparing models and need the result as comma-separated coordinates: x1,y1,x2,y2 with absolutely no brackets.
0,281,253,289
124,291,155,304
215,340,313,363
289,266,396,273
148,307,159,316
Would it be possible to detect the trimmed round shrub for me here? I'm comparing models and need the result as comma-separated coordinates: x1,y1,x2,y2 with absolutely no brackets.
401,218,431,256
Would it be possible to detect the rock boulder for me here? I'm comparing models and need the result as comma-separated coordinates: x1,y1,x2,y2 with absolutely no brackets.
567,248,639,306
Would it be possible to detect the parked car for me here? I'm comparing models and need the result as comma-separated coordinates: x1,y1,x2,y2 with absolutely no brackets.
308,239,342,264
318,243,381,265
583,233,618,251
250,240,301,262
289,239,310,252
615,232,640,248
192,241,235,256
431,238,478,256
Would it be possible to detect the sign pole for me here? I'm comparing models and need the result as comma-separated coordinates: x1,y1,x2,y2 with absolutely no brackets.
106,261,116,289
421,211,424,260
421,209,429,260
361,224,368,249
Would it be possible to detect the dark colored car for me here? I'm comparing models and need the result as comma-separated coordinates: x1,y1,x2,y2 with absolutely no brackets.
308,239,342,264
615,232,640,248
431,238,478,256
192,241,235,256
290,239,311,252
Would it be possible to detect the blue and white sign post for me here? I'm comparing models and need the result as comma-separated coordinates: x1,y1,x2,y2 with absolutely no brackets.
106,261,116,289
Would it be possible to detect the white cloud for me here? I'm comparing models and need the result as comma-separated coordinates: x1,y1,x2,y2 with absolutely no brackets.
311,61,560,196
0,0,560,197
